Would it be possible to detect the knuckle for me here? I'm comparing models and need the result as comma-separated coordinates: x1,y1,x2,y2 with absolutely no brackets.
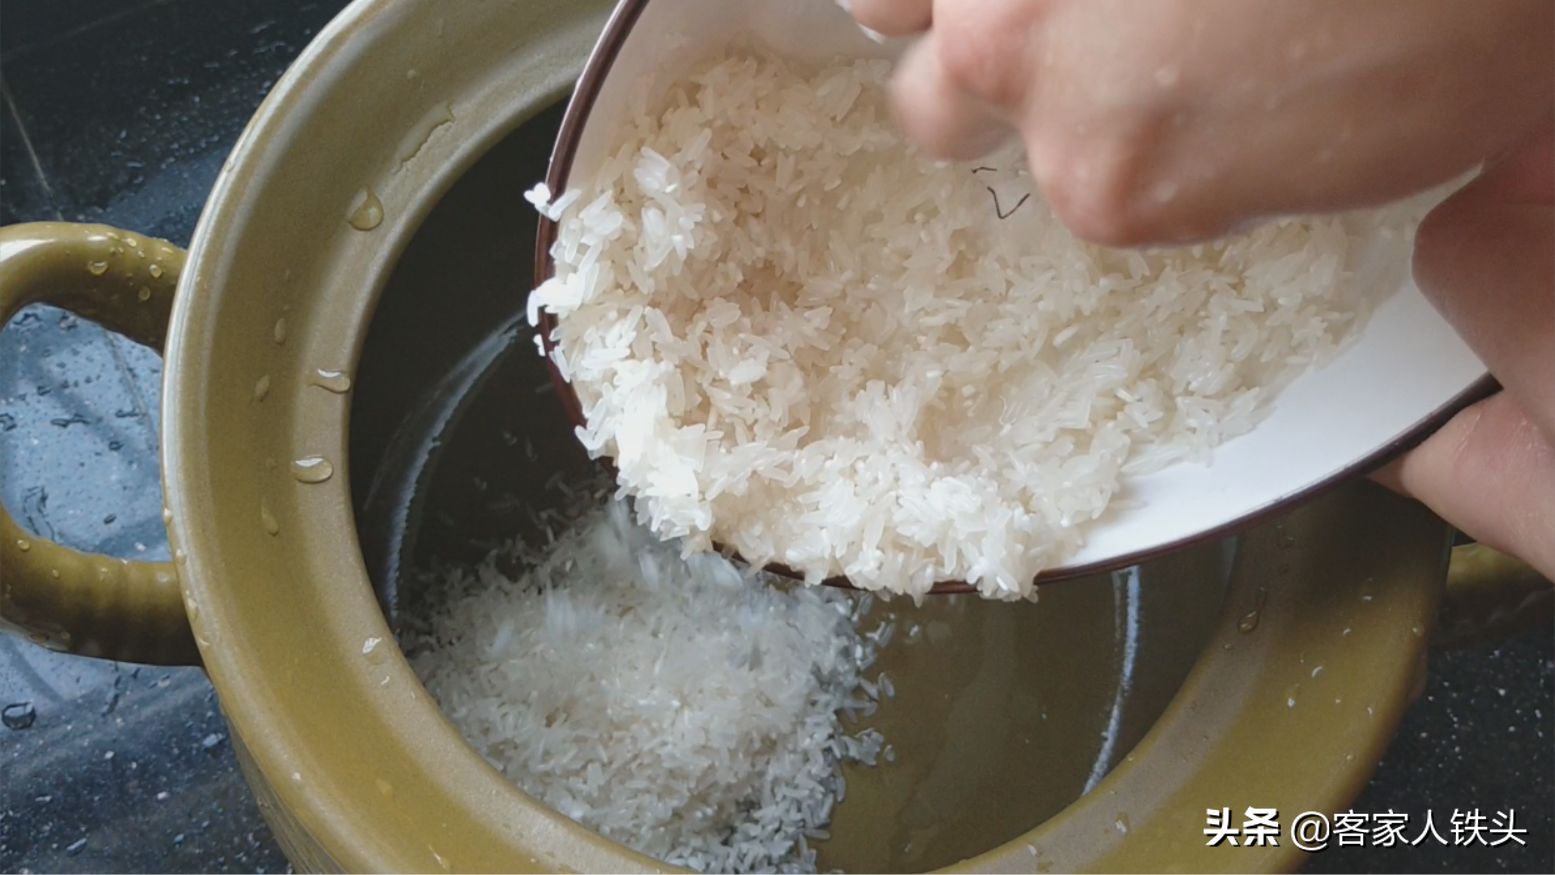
933,5,1032,107
1032,147,1150,247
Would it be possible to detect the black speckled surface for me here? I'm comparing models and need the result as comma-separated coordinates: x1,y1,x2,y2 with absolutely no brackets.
0,1,1550,872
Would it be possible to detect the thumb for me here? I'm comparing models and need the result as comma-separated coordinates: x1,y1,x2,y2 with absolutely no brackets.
1373,130,1555,579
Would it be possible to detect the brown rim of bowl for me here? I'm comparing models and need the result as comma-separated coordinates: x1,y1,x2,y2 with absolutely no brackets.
532,0,1497,595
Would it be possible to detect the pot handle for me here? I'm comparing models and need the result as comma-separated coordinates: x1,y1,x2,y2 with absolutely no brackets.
0,222,200,666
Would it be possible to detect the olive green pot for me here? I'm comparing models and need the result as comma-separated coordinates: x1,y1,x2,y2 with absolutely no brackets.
0,1,1538,872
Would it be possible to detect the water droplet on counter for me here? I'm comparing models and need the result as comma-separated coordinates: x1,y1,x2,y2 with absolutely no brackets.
1114,813,1131,834
148,263,163,279
87,261,108,276
375,776,395,800
347,189,384,231
306,369,352,394
253,374,271,402
1237,611,1260,633
290,456,334,483
15,539,29,552
3,702,37,730
260,499,279,536
273,318,287,345
138,286,152,302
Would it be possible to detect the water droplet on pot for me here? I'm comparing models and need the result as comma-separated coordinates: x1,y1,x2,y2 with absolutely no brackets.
148,263,163,279
49,569,61,579
253,374,271,402
273,318,287,345
306,369,352,394
15,539,29,552
183,593,199,620
162,507,173,524
376,776,395,800
138,286,152,302
1114,813,1131,834
2,702,37,730
174,548,188,565
260,499,279,536
290,456,334,483
1284,683,1300,708
430,847,451,872
1237,611,1259,633
1310,665,1324,679
347,189,384,231
87,261,108,276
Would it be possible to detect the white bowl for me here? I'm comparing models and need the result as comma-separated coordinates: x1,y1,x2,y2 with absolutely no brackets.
538,0,1491,584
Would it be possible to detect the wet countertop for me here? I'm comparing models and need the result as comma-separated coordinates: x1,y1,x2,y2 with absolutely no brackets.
0,1,1550,872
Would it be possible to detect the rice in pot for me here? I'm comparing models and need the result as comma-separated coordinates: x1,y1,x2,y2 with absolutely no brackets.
408,483,895,873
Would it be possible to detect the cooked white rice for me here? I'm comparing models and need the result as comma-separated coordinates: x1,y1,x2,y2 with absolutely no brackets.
530,50,1424,599
407,485,893,874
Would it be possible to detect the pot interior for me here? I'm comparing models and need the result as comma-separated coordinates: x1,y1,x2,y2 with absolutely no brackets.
349,99,1231,873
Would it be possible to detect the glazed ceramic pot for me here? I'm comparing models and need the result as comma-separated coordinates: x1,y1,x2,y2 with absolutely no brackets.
0,0,1540,872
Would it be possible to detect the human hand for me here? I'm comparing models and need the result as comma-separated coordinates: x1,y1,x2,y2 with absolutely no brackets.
848,0,1555,577
847,0,1553,246
1372,133,1555,581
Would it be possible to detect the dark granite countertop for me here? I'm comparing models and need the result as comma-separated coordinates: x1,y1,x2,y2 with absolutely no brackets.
1,1,1550,872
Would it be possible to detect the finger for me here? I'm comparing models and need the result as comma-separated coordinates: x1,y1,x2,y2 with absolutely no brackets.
846,0,933,38
1412,130,1555,437
890,35,1015,160
1372,392,1555,580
